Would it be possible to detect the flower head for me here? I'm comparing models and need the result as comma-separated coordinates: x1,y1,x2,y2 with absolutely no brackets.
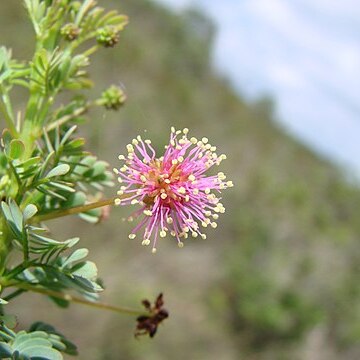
114,128,233,252
135,293,168,338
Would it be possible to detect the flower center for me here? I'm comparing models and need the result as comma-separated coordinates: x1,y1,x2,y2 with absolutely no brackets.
142,160,188,207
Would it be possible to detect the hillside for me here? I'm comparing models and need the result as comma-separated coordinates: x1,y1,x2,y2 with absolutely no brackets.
1,0,360,359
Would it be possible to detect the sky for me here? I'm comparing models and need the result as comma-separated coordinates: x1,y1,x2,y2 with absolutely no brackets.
154,0,360,176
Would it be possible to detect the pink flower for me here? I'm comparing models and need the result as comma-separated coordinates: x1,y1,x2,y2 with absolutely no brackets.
114,128,233,253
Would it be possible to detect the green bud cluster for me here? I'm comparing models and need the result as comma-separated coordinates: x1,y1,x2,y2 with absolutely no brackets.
96,26,120,48
60,23,80,41
99,85,127,110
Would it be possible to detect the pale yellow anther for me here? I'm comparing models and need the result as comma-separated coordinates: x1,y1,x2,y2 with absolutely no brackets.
192,232,198,238
193,189,199,195
118,155,125,160
113,168,119,174
227,181,234,187
143,209,152,216
202,137,209,144
145,139,151,144
205,188,211,194
137,135,142,141
166,217,173,224
117,177,123,183
160,230,167,238
128,234,136,239
171,126,176,133
152,248,157,254
114,198,121,205
202,221,208,227
132,139,139,145
142,239,151,246
131,199,138,205
211,222,217,229
170,140,176,147
185,195,190,202
140,175,147,182
210,146,217,151
126,144,134,153
160,193,167,200
183,128,189,134
117,190,124,195
212,214,219,220
190,137,197,144
176,145,182,150
178,187,186,194
205,211,212,217
201,234,207,240
188,174,196,181
172,159,178,165
178,241,184,248
171,231,176,237
178,156,184,162
120,166,127,172
165,179,171,184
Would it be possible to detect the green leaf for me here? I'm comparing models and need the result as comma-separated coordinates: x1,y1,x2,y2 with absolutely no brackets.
0,342,12,357
1,129,12,148
29,322,77,355
7,139,25,160
23,204,38,221
72,261,98,281
62,248,89,268
1,200,24,239
46,164,70,178
0,329,64,360
0,315,17,329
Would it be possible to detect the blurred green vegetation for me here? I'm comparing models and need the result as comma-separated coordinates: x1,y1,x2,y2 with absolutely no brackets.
1,0,360,359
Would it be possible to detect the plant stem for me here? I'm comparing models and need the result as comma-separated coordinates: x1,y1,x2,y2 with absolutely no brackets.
45,106,88,132
12,283,146,316
32,196,125,223
0,86,18,137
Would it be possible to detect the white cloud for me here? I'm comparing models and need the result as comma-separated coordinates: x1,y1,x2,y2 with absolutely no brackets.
154,0,360,174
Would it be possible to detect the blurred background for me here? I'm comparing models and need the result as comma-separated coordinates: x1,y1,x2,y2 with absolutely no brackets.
2,0,360,359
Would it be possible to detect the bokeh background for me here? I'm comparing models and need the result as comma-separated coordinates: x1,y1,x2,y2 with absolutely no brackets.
2,0,360,359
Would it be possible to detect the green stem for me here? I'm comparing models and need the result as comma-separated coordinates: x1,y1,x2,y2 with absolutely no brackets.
0,218,11,276
32,196,122,222
45,105,88,132
11,283,146,316
0,85,18,137
2,288,26,302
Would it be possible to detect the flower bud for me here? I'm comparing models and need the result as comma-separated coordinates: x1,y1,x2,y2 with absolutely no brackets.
98,85,126,110
60,23,80,41
96,26,120,48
